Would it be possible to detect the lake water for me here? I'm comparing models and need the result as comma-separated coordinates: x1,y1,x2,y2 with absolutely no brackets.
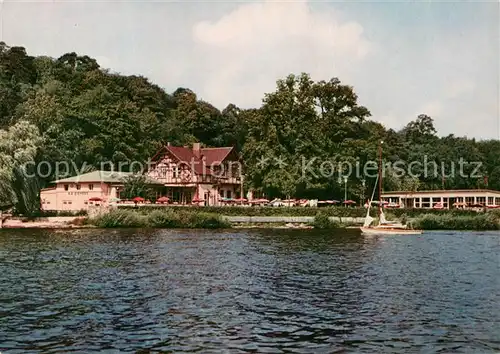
0,229,499,353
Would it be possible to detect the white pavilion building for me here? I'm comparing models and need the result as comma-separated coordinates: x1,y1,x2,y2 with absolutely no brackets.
381,189,500,209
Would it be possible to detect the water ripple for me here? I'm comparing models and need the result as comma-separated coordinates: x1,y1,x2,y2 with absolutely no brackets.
0,228,499,353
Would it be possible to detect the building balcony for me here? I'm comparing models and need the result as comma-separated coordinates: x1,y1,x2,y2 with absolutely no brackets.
148,174,243,185
216,176,242,185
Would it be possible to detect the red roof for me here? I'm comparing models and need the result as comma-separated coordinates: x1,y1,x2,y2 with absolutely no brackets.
200,147,233,165
165,146,207,175
151,144,236,176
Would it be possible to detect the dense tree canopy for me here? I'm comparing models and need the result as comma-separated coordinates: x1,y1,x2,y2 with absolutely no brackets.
120,175,156,201
0,42,498,211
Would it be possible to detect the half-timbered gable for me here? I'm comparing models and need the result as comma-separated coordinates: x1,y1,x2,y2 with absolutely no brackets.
146,143,243,205
148,149,195,184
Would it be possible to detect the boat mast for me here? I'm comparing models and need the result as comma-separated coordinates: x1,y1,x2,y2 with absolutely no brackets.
378,140,383,218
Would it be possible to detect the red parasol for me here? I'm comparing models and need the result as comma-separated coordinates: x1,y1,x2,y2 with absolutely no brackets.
250,198,269,203
156,196,169,204
325,200,340,204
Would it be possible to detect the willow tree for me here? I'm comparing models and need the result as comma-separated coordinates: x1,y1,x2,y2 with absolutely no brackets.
0,120,42,213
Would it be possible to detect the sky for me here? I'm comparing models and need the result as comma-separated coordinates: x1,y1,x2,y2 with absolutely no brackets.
1,0,499,139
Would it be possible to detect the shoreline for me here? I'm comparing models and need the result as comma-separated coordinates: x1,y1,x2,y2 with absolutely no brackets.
1,209,499,231
0,214,362,230
1,222,498,232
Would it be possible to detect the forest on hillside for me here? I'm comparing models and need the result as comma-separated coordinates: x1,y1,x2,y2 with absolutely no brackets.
1,42,499,213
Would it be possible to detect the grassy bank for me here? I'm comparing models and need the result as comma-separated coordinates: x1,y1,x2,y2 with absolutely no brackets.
90,209,231,229
90,209,357,230
120,205,367,217
39,207,500,231
306,208,500,231
118,205,482,218
105,206,500,230
411,212,500,231
310,212,342,229
13,209,88,217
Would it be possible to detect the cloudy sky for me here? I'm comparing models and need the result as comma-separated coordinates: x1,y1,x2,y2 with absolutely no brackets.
1,0,499,139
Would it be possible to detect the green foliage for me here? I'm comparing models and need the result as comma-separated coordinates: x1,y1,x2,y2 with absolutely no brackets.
401,114,437,145
242,73,372,199
120,174,156,200
120,205,368,217
412,213,500,231
116,205,491,219
311,212,341,229
172,211,231,229
0,120,42,211
3,43,239,187
489,209,500,218
90,209,231,229
11,165,41,215
1,41,500,210
389,208,479,218
91,209,146,228
13,209,88,217
146,208,231,228
147,210,179,228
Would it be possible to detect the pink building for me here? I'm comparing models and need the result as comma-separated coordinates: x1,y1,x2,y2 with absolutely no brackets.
40,171,136,211
147,143,243,205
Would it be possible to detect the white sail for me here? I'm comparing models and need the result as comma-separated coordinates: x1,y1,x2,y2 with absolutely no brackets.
363,174,379,228
380,210,388,224
360,140,423,235
363,215,374,227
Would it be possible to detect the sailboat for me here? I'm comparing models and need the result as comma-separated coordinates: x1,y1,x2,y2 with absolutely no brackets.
360,141,423,236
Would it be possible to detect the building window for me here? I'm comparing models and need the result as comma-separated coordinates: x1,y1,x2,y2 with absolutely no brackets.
64,184,69,191
84,201,88,205
76,184,81,190
496,197,500,205
88,184,94,190
488,197,494,205
63,201,67,204
68,201,72,204
173,166,179,178
227,190,232,199
477,197,486,205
